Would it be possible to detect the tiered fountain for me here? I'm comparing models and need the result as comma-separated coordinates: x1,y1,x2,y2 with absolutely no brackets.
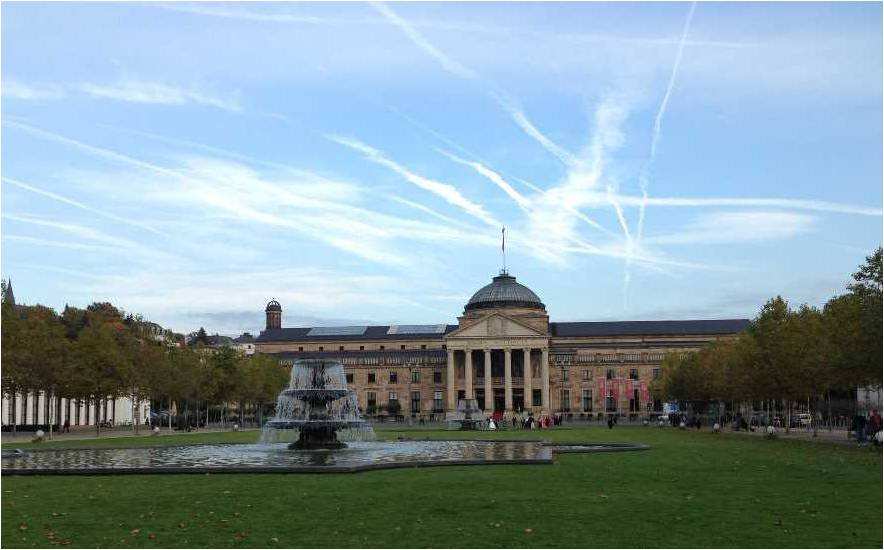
265,359,372,449
446,398,486,430
2,358,650,475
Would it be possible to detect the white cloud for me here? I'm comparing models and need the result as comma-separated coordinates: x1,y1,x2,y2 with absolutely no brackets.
2,214,181,264
2,81,66,100
2,176,167,236
560,189,883,217
2,79,240,111
76,80,241,111
2,235,115,252
645,211,817,245
164,5,323,24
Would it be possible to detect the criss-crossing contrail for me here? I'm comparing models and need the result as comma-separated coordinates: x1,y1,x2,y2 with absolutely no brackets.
637,1,697,244
625,1,697,308
371,2,628,247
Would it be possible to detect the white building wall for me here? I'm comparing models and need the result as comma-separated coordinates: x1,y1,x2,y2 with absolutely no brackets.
2,393,148,428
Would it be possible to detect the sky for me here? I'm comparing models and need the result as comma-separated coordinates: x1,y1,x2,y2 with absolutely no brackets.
1,1,881,336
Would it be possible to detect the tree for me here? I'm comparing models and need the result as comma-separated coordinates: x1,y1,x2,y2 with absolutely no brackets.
67,322,129,435
848,247,882,295
193,327,209,346
122,323,166,434
1,300,27,433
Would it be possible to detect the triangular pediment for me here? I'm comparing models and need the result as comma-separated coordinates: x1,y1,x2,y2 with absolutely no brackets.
446,313,546,339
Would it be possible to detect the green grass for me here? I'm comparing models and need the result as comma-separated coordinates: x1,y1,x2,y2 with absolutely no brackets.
2,427,881,548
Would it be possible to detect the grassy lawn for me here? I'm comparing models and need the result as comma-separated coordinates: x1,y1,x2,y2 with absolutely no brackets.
2,427,880,548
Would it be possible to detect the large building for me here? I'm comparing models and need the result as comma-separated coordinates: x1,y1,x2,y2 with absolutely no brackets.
256,271,749,418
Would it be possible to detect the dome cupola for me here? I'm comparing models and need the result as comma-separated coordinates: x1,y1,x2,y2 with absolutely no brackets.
465,272,545,312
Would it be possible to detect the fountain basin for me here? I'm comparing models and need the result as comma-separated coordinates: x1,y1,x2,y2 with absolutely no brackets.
0,440,649,475
264,420,367,429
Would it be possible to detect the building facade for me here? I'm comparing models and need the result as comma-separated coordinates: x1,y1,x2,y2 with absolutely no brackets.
256,271,750,419
2,392,150,431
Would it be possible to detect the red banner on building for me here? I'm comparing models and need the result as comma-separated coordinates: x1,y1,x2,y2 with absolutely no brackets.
640,381,650,403
609,378,620,400
596,377,606,399
625,379,634,395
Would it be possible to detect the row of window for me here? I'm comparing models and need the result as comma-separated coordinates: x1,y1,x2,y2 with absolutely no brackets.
365,391,446,414
294,347,669,362
296,344,441,352
553,352,668,365
562,389,657,413
349,370,443,385
346,367,662,386
564,368,661,381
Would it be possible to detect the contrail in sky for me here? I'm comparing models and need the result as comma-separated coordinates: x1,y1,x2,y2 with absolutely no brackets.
637,1,697,244
625,1,697,308
2,176,167,237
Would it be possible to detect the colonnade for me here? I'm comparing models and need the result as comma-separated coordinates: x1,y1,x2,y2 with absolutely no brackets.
446,346,550,414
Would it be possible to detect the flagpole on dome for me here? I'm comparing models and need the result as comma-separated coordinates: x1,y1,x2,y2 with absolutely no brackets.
501,226,507,275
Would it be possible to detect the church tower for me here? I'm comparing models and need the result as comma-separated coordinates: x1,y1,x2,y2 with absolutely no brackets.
265,300,282,330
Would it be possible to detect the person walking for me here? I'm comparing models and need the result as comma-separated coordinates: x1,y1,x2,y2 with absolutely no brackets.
852,413,868,445
867,410,881,446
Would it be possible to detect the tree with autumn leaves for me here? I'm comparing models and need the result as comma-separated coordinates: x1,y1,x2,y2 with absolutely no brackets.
1,293,287,433
655,248,882,430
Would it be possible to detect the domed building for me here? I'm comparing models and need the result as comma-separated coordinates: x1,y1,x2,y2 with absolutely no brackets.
256,270,748,420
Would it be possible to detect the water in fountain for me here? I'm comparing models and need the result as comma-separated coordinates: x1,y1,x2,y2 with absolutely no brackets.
261,359,374,449
446,398,487,430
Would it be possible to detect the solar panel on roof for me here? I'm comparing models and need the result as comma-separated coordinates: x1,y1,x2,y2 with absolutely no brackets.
387,324,447,335
307,326,367,336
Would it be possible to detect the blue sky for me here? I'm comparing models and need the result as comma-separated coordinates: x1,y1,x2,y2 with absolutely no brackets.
2,2,881,336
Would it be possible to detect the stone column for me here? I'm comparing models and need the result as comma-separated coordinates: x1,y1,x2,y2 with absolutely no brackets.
541,347,550,413
523,348,533,412
464,349,474,400
446,348,456,411
484,349,493,413
504,348,513,412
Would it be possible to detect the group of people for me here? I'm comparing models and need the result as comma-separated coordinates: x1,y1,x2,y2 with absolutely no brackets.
852,409,882,446
484,413,561,430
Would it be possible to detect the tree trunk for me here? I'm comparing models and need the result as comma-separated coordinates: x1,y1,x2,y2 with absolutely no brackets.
47,392,53,441
134,395,140,435
811,395,818,437
785,400,791,434
827,391,833,432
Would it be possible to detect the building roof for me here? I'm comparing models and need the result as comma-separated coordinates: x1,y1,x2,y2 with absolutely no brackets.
206,334,234,347
550,319,750,337
256,319,749,342
265,300,282,312
256,325,459,342
465,273,546,312
233,333,255,344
